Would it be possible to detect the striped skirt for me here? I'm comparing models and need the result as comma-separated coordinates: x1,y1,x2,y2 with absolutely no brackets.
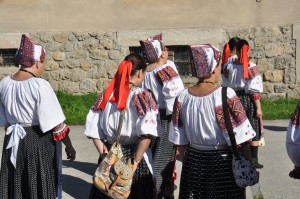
0,126,57,199
89,143,156,199
179,146,245,199
151,111,176,199
236,91,261,141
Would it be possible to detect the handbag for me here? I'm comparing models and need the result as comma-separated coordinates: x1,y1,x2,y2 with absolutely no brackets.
222,87,258,188
93,110,133,199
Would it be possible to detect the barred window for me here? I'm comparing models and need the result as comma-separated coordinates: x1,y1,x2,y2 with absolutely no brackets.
0,49,18,67
129,45,191,76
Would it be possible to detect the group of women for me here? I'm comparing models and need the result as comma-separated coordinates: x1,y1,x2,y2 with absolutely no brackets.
2,33,295,199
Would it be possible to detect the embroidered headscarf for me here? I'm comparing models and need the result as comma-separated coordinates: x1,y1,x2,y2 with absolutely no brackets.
189,44,221,78
240,44,250,79
139,34,166,64
99,60,133,111
15,34,45,67
222,43,230,65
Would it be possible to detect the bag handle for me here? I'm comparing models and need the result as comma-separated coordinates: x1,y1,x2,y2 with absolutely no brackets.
221,87,241,160
115,110,125,146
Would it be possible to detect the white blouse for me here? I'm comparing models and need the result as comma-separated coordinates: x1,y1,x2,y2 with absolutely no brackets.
84,87,162,145
142,60,185,115
222,62,263,94
0,76,66,133
286,102,300,167
169,87,256,147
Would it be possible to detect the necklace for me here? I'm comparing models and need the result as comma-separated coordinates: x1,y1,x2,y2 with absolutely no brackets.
19,68,36,77
198,81,215,85
129,82,138,88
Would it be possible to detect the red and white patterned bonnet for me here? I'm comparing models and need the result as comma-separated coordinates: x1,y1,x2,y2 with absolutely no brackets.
189,44,221,78
139,34,166,64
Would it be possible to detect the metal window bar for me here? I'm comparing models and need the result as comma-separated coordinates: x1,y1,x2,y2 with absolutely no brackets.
129,46,191,76
0,49,18,67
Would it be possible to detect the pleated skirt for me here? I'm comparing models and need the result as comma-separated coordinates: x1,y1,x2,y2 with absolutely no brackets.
179,146,245,199
0,126,57,199
89,143,156,199
151,112,176,199
236,92,261,141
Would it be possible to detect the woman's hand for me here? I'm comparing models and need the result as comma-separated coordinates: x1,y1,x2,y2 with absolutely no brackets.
256,107,263,120
65,145,76,162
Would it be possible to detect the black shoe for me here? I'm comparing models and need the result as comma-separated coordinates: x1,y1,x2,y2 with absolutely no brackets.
252,158,264,169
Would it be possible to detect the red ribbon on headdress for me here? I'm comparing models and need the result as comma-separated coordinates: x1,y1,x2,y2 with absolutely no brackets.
99,60,132,111
222,43,230,64
240,45,250,79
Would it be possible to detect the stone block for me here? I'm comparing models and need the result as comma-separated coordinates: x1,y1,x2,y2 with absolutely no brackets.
265,43,294,58
73,32,90,41
60,42,74,52
108,50,121,61
79,79,97,93
40,34,53,43
82,38,99,50
69,50,88,59
263,83,274,94
80,60,93,71
284,68,296,84
250,47,265,58
263,70,283,82
264,93,286,100
287,88,300,99
59,69,72,80
67,59,81,69
99,37,113,50
50,70,60,81
45,42,61,52
71,68,86,82
274,56,295,69
52,51,65,61
96,79,111,91
45,60,59,71
257,58,274,71
89,49,108,60
53,32,69,43
274,85,287,93
261,27,281,37
58,81,80,94
87,65,107,79
254,37,268,47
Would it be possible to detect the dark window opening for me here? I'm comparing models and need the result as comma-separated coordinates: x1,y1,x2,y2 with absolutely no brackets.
0,49,18,67
129,45,191,76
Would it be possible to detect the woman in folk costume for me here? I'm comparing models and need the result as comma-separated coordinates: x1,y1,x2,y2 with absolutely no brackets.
221,37,240,68
0,34,76,199
139,34,184,199
84,53,161,199
169,44,256,199
222,39,264,169
286,101,300,179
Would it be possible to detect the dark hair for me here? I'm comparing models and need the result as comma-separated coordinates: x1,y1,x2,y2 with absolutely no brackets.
124,53,147,76
228,37,240,51
236,39,249,52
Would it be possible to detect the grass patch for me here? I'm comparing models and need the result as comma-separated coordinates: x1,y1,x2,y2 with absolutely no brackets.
261,98,299,120
56,91,299,125
56,91,98,125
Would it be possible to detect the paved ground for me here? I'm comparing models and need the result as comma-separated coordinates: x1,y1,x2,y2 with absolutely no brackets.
1,120,300,198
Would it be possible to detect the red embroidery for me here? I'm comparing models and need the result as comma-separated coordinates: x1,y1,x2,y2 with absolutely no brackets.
156,66,179,85
248,65,261,79
172,98,183,127
91,92,104,112
216,96,247,131
132,90,158,116
53,125,70,141
251,93,263,101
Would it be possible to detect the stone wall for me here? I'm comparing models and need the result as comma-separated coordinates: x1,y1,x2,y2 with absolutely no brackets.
0,24,299,98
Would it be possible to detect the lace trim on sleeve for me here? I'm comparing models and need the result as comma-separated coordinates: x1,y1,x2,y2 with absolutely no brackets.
53,123,70,141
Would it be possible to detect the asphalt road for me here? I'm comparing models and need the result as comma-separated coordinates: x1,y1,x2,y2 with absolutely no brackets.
1,120,300,199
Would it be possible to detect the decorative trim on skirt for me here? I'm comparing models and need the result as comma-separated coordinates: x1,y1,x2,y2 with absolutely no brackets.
179,146,245,199
151,109,176,199
0,126,57,199
236,92,261,141
89,143,156,199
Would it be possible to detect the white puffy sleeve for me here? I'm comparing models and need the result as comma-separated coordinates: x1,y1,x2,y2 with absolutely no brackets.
84,93,106,139
286,102,300,167
36,80,66,133
169,96,189,145
216,88,256,145
132,90,161,138
246,64,263,99
156,62,184,115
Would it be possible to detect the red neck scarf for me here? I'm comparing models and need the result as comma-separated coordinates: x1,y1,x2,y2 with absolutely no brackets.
99,60,132,110
222,43,230,64
240,45,250,79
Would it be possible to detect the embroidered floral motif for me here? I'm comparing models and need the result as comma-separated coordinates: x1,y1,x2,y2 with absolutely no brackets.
53,123,70,141
172,98,183,127
248,65,261,79
156,66,179,85
291,102,300,126
91,92,104,112
216,96,247,131
251,93,263,101
132,90,158,116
